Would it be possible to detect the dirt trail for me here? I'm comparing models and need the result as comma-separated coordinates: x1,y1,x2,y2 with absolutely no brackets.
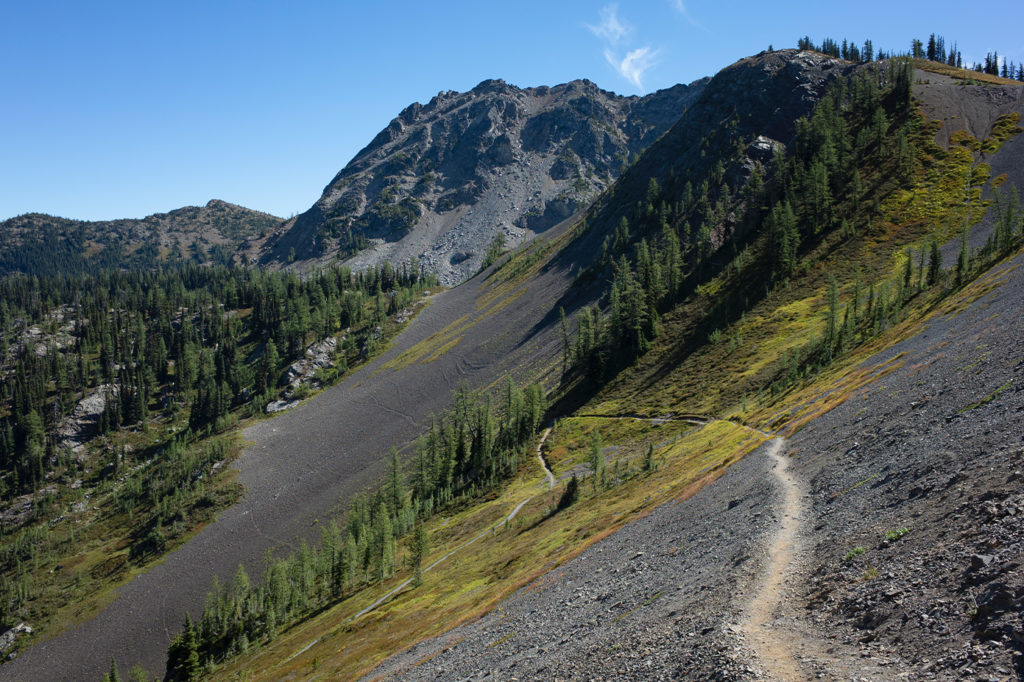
536,427,554,489
737,437,877,680
739,437,808,680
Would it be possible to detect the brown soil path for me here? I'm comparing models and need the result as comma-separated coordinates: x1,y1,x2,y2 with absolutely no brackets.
536,427,555,489
739,437,808,680
737,436,891,680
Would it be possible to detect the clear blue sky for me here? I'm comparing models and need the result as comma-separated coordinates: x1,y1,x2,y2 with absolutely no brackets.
3,1,1022,221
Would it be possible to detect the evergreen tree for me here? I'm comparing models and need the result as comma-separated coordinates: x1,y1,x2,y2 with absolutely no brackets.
588,429,604,490
957,230,970,286
927,239,941,286
825,275,841,354
408,522,428,587
106,659,122,682
167,614,201,681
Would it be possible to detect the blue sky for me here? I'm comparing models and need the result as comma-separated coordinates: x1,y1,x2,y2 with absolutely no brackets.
3,1,1022,221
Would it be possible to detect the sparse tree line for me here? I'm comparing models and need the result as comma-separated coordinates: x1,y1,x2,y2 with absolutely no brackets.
796,33,1024,81
562,51,1021,406
164,380,544,680
771,180,1022,396
0,434,233,628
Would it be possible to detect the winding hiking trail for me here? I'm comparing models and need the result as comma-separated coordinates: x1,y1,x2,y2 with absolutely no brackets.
571,414,820,679
736,435,890,681
536,427,555,489
567,416,811,677
739,437,808,680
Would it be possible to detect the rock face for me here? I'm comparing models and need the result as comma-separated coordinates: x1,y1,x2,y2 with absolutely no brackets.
0,200,282,277
281,337,339,395
57,385,115,452
251,78,707,284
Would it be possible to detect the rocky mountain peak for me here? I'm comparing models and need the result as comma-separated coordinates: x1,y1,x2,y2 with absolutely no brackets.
253,76,708,283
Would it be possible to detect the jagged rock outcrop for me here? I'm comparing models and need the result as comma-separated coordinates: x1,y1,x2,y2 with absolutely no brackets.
249,78,707,284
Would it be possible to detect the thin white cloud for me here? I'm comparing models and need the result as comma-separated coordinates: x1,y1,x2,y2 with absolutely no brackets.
670,0,709,33
588,4,656,92
605,46,659,91
586,4,629,45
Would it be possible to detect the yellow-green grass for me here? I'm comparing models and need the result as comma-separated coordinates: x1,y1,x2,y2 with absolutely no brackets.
420,335,464,364
881,128,989,241
581,107,1020,424
581,277,829,420
745,252,1021,436
544,416,699,474
376,259,551,376
476,222,581,311
913,58,1023,86
213,419,763,680
987,112,1023,148
375,311,472,374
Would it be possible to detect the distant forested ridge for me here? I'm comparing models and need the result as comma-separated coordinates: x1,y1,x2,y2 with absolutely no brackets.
0,200,281,278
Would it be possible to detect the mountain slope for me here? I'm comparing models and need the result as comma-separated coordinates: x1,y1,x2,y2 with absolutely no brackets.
198,55,1023,680
360,252,1024,680
248,78,707,283
0,200,281,277
4,49,1022,682
1,214,584,680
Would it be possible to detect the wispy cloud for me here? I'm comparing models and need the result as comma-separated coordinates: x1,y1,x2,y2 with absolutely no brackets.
586,4,629,45
587,4,657,92
604,46,659,90
670,0,709,33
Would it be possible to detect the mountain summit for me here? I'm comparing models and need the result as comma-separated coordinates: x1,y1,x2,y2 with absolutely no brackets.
248,77,707,283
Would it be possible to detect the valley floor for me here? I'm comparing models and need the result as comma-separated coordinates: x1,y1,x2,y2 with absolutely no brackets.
1,224,575,681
